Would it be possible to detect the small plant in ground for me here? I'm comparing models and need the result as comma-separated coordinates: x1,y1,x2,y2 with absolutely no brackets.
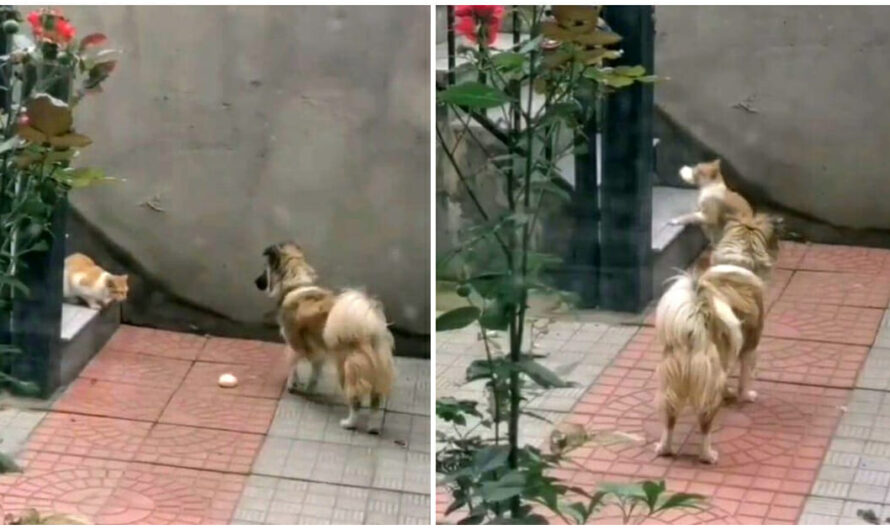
436,5,701,523
859,509,890,525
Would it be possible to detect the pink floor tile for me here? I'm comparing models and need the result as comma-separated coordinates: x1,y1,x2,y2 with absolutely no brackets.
54,379,176,422
102,462,245,524
159,388,277,434
797,243,890,275
765,268,793,310
753,337,868,388
779,270,890,308
776,241,808,270
179,361,287,399
198,337,288,366
765,301,883,345
0,451,244,525
25,413,151,462
135,424,263,474
565,367,845,494
79,349,193,389
103,325,207,361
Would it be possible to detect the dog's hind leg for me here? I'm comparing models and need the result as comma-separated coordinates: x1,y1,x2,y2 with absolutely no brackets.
698,409,719,464
738,351,757,403
655,405,678,457
304,360,323,395
340,397,361,430
367,393,384,435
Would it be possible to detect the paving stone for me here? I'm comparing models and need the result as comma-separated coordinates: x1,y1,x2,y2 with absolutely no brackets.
857,347,890,391
0,408,45,457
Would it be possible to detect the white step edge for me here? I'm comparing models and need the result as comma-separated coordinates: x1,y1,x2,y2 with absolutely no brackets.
61,303,100,342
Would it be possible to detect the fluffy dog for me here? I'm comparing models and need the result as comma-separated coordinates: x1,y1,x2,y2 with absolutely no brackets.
669,159,754,245
255,242,395,432
654,264,764,464
710,213,782,281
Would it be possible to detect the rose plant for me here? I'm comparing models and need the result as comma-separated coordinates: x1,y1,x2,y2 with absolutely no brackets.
0,6,118,402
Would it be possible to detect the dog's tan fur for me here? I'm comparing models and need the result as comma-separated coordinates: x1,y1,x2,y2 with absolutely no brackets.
711,213,781,281
654,264,764,464
670,159,754,245
259,242,395,432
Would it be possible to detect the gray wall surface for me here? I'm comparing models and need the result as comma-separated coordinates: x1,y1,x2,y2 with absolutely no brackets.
655,6,890,233
57,6,430,339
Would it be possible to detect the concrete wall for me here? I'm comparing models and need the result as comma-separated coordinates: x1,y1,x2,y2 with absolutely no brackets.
655,6,890,234
57,7,430,342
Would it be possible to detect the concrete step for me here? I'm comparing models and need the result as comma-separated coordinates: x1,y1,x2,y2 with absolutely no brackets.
60,302,120,387
651,186,707,298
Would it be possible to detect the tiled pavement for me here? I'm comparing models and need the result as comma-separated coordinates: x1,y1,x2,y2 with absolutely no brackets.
436,242,890,524
0,327,430,524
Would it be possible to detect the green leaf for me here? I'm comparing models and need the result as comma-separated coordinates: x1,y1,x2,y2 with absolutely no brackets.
602,74,635,88
480,470,525,503
642,480,665,511
516,359,572,388
636,74,660,83
0,276,30,297
655,491,706,513
438,82,511,109
436,306,481,331
473,445,509,474
530,179,572,203
479,298,510,331
491,51,525,72
614,65,647,77
61,167,116,189
558,501,588,524
436,398,481,425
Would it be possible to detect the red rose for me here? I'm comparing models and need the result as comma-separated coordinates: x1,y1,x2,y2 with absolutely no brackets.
453,5,505,46
26,8,77,45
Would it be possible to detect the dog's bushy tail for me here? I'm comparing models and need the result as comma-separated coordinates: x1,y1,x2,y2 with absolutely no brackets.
656,265,762,415
325,290,395,400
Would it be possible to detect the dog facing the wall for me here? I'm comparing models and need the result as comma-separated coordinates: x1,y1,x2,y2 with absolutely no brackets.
254,241,395,433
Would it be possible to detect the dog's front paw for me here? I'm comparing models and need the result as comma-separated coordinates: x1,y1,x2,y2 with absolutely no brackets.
667,217,682,226
339,417,358,430
741,389,758,403
699,448,719,465
654,441,673,457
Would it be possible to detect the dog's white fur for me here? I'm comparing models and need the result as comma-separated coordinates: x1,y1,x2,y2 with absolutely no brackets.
654,264,764,464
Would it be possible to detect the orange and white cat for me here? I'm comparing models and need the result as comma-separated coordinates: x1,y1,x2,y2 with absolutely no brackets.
63,253,128,309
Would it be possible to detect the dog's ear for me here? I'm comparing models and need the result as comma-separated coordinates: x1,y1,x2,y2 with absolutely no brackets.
263,244,281,268
711,158,722,170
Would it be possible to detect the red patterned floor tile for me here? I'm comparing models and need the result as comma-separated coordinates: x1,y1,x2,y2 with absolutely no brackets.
0,452,244,525
765,268,793,310
54,379,176,422
101,462,245,524
79,349,192,389
607,329,868,389
180,361,286,399
103,325,207,361
765,301,883,345
0,452,128,523
159,388,276,434
565,367,845,495
797,243,890,274
779,270,890,308
754,337,868,387
135,424,262,474
198,337,288,366
25,413,151,461
776,241,808,270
